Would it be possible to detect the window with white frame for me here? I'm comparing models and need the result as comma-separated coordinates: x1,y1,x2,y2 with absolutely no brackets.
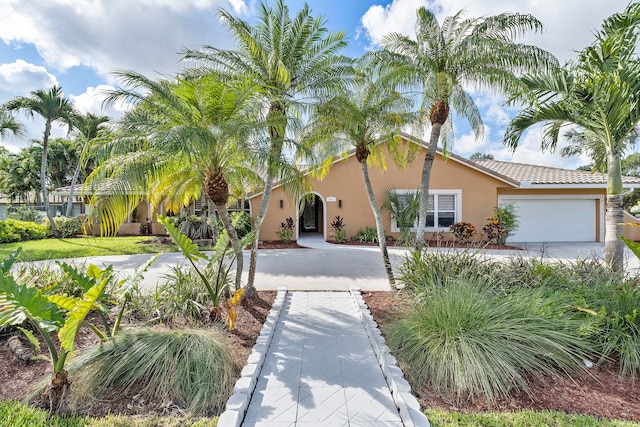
390,189,462,232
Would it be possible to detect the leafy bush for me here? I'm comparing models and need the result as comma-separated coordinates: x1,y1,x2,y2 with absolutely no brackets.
0,219,48,243
133,265,212,324
572,281,640,377
54,216,83,237
7,206,43,223
66,328,236,416
230,211,253,238
277,217,295,242
354,226,378,243
386,277,590,403
330,215,346,243
449,221,476,243
483,204,519,244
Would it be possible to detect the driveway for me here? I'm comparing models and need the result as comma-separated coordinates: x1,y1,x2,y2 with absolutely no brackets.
18,237,640,292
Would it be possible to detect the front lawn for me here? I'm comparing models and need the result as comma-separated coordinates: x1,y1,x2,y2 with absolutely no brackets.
0,236,176,261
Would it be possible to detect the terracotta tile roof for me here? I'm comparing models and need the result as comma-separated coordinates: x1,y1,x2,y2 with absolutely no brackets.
473,159,640,185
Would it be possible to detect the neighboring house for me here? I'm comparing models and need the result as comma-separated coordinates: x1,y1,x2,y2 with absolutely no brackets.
248,134,640,243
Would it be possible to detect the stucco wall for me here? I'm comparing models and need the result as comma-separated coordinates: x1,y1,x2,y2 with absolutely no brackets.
250,143,509,242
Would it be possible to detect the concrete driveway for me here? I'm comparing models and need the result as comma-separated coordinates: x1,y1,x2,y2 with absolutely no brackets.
18,236,640,292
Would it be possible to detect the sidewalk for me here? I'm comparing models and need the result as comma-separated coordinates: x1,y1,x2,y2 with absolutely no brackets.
219,290,429,426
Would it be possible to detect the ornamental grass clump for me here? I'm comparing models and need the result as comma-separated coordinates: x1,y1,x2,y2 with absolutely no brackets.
386,277,590,403
66,328,236,416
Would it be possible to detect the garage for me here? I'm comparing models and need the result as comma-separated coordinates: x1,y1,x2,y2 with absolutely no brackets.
499,197,598,243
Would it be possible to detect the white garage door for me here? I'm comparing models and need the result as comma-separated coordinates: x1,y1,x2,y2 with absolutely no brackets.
501,198,596,242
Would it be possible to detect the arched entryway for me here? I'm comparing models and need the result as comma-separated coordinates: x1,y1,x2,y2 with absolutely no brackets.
297,193,326,240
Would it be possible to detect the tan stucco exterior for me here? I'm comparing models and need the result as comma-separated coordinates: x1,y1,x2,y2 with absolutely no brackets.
250,141,514,242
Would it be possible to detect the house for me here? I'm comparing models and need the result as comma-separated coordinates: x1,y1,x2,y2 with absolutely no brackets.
248,134,640,243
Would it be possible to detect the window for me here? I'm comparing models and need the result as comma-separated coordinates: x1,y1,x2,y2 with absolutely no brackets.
427,194,456,228
390,190,461,232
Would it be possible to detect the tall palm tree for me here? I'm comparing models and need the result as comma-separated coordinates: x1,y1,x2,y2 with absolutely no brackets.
66,113,110,217
381,8,557,245
89,71,262,290
304,61,416,286
504,3,640,270
183,0,352,294
5,86,77,235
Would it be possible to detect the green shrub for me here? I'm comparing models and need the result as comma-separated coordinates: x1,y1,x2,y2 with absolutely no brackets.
165,215,212,240
0,219,48,243
573,281,640,376
66,328,236,416
7,206,43,223
57,216,82,237
354,226,378,243
399,250,495,292
43,217,82,238
230,211,252,238
483,204,519,244
386,277,590,403
132,265,210,323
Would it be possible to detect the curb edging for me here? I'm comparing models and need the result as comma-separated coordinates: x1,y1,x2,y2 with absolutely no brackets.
349,286,431,427
217,286,288,427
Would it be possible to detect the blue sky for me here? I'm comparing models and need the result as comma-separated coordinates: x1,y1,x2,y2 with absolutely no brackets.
0,0,633,169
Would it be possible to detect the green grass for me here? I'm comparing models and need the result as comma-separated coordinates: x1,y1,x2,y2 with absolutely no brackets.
0,400,218,426
0,236,176,261
424,408,639,426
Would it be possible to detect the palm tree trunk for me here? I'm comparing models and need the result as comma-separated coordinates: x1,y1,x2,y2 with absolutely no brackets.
66,161,82,217
605,151,624,270
41,121,59,237
247,103,286,295
360,161,395,286
415,122,442,246
247,175,274,296
215,202,243,291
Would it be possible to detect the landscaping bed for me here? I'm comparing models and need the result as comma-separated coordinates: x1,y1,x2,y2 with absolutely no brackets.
363,290,640,422
0,291,275,418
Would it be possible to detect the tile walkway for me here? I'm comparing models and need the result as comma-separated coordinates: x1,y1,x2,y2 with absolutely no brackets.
242,292,405,426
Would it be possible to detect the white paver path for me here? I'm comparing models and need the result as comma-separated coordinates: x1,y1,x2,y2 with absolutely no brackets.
242,292,404,426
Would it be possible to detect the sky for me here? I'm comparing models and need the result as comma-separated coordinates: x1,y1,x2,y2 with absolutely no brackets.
0,0,634,169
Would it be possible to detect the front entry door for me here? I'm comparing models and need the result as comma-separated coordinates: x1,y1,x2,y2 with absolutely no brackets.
301,196,318,232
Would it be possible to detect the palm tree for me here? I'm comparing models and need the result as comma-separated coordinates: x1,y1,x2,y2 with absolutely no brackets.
0,109,22,137
183,0,352,295
504,3,640,270
380,8,557,245
66,113,110,217
5,86,77,236
304,61,416,285
89,71,262,290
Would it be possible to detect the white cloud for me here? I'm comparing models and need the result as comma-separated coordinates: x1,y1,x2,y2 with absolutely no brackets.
0,60,61,151
0,60,57,101
0,0,240,79
361,0,429,45
70,85,128,120
361,0,630,63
